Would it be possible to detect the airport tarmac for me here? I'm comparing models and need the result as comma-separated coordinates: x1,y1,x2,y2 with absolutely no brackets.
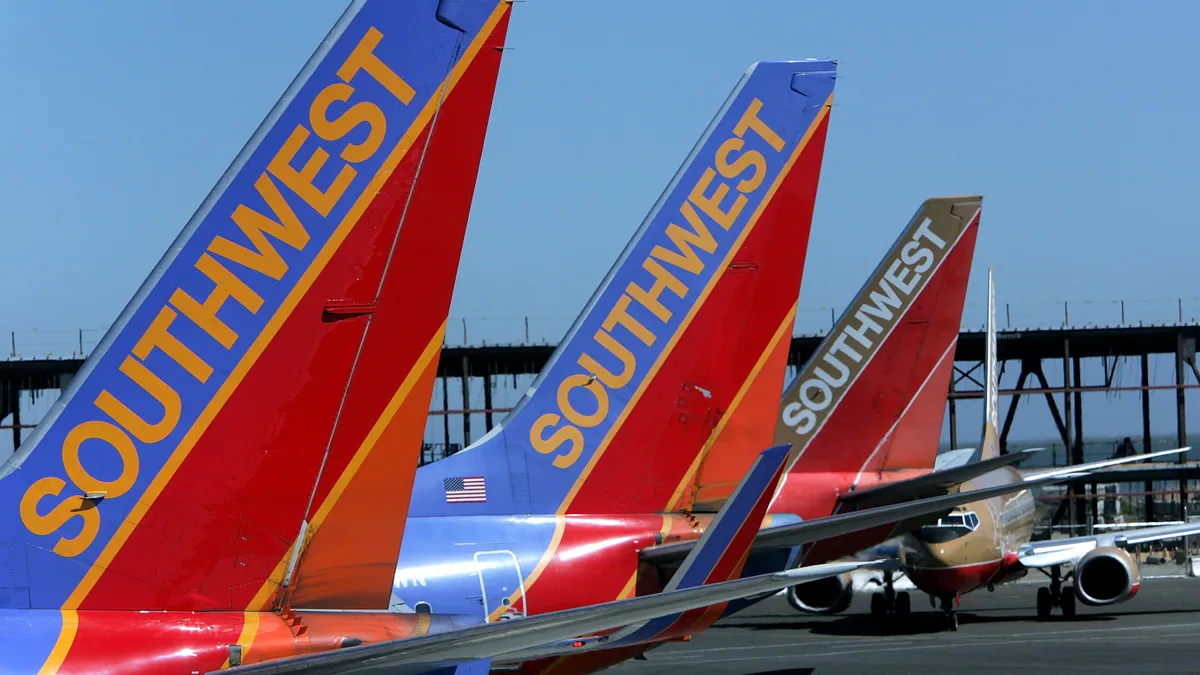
610,576,1200,674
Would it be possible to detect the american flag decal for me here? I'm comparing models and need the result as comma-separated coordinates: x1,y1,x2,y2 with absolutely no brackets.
444,476,487,503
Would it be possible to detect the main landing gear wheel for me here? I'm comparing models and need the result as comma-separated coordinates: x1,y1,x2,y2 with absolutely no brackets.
1035,564,1077,620
1036,587,1052,620
868,570,910,622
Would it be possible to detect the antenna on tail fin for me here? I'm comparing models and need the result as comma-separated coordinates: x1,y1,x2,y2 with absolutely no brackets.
980,267,1001,460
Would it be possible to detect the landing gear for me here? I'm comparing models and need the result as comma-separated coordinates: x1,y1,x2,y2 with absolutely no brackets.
939,594,959,631
1035,564,1077,620
867,570,911,621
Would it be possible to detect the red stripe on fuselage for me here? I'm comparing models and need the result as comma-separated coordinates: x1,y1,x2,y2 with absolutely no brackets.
78,16,510,612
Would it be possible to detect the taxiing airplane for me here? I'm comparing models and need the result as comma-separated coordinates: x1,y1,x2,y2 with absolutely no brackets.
897,267,1195,624
0,1,516,672
888,269,1197,629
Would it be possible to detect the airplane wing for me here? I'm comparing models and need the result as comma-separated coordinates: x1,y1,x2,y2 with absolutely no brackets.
1022,446,1190,481
836,446,1189,514
220,445,879,674
1017,521,1200,568
640,472,1079,566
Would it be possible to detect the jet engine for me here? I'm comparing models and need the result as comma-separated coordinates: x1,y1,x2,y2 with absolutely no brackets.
1074,546,1141,606
785,572,854,614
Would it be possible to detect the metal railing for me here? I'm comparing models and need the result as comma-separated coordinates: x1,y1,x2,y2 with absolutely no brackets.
7,297,1200,358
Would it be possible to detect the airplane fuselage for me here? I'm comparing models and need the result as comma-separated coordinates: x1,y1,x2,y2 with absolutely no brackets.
0,609,474,675
895,466,1037,597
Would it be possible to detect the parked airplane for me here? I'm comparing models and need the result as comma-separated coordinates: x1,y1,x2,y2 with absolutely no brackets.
790,270,1194,630
219,445,882,675
890,269,1198,628
0,1,516,672
660,195,986,618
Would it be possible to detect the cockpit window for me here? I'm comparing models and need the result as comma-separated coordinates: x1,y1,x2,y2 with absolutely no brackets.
914,510,980,543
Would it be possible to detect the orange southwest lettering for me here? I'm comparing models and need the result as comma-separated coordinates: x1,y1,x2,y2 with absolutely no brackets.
211,173,311,280
732,98,785,151
557,374,609,429
688,168,745,231
626,259,687,322
530,413,584,469
133,307,213,383
267,125,356,218
170,253,265,349
310,82,387,163
62,420,139,499
601,295,656,347
578,330,636,389
715,137,767,193
337,27,416,104
649,202,717,275
19,477,100,558
94,356,182,444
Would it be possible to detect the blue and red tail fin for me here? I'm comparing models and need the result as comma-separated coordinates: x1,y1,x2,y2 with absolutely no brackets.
0,0,511,617
604,444,791,644
412,60,836,517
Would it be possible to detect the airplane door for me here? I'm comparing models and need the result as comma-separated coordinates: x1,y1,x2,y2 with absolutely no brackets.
474,550,527,622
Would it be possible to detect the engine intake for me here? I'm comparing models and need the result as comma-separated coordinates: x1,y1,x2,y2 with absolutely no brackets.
785,572,854,614
1074,546,1140,606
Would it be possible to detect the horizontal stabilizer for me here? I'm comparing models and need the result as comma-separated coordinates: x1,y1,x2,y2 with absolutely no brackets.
835,447,1044,511
213,560,878,674
640,472,1081,567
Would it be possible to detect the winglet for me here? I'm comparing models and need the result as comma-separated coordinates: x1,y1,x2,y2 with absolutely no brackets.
668,444,792,591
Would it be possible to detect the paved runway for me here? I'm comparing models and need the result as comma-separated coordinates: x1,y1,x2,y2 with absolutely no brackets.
609,575,1200,674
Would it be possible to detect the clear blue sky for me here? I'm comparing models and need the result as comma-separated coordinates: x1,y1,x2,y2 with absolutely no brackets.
3,1,1199,445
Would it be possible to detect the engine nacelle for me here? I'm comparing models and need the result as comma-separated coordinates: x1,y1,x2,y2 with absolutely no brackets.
785,572,854,614
1074,546,1141,606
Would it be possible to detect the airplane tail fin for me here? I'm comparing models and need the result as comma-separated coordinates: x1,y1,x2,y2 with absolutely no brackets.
605,444,791,644
681,197,981,510
980,268,1001,460
778,197,981,486
412,61,837,517
0,0,511,614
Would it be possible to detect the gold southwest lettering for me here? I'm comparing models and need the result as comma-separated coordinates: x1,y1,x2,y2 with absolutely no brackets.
715,137,767,193
94,357,182,445
688,168,744,231
170,254,265,348
310,82,387,164
648,202,716,275
626,258,688,323
578,330,636,389
19,478,100,558
62,421,139,499
338,27,416,104
530,413,584,470
602,296,656,347
21,23,420,557
557,374,610,429
530,96,789,470
210,174,310,280
268,125,357,219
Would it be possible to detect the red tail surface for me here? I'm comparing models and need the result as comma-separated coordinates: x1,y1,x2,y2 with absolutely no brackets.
0,0,511,616
684,197,982,514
